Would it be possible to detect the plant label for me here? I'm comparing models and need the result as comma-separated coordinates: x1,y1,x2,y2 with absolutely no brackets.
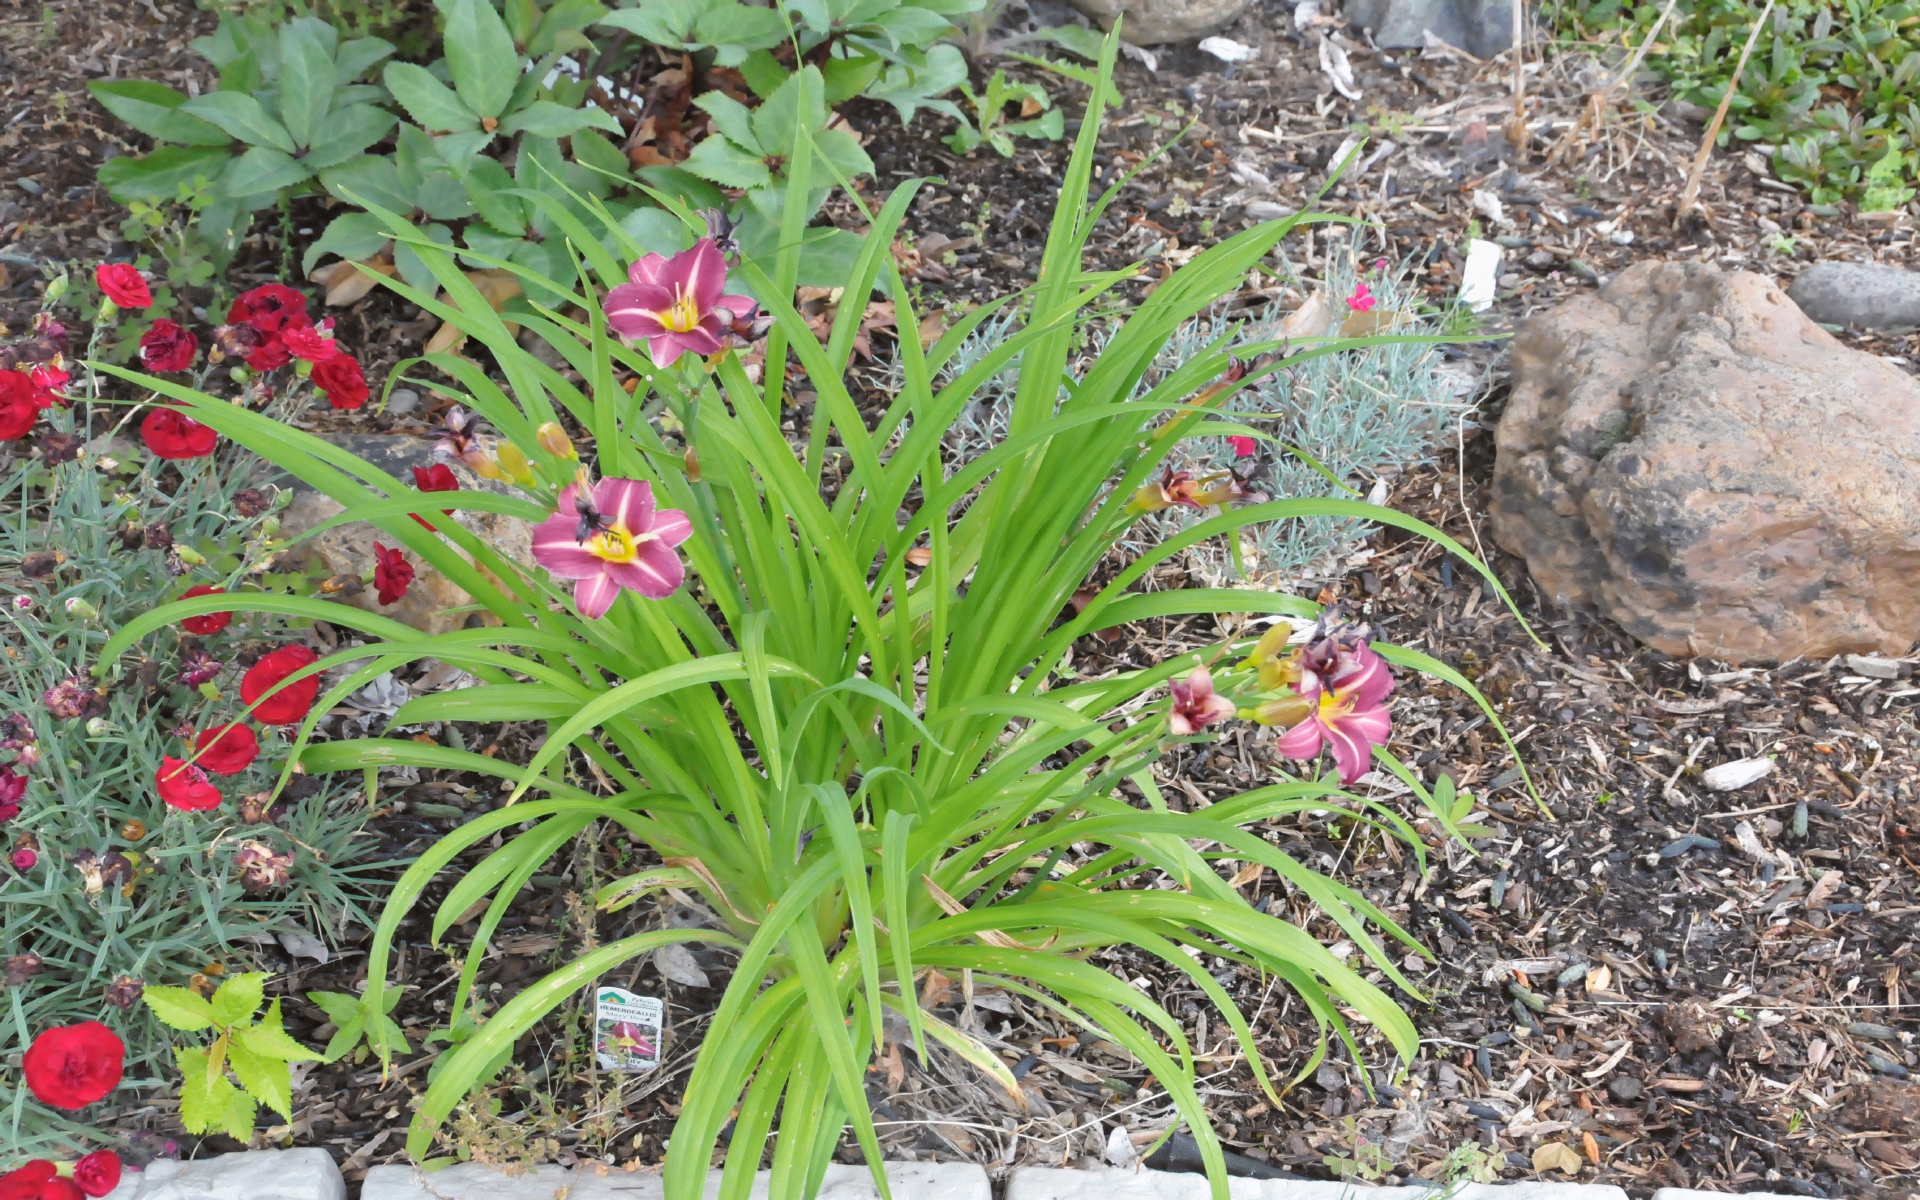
594,987,663,1072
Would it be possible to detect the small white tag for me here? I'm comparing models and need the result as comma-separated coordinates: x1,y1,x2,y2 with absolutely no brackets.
594,986,663,1071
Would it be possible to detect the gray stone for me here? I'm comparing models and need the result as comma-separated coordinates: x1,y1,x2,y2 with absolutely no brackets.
276,433,533,636
1652,1192,1803,1200
101,1149,345,1200
1342,0,1522,57
362,1161,991,1200
1066,0,1249,43
1786,262,1920,331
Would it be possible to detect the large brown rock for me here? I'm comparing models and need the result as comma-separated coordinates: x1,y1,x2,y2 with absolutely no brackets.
1491,261,1920,663
1066,0,1247,43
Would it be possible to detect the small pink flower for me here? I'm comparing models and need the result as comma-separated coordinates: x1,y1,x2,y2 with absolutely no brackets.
1168,666,1236,736
530,478,693,618
11,595,30,612
1227,435,1257,457
1347,282,1377,313
1268,633,1394,785
11,846,36,870
604,239,757,368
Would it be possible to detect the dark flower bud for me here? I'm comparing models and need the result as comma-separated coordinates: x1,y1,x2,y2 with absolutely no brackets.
233,841,293,893
233,488,269,518
143,524,173,551
164,551,189,577
136,658,163,691
4,952,41,986
20,550,60,579
177,648,223,687
103,974,144,1009
120,524,147,551
213,323,260,358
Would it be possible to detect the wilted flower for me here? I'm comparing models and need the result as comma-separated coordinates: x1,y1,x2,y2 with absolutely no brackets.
238,792,284,825
699,207,742,258
5,952,41,986
73,848,133,895
102,976,143,1010
43,675,106,720
29,312,67,361
232,841,293,894
119,819,146,841
1126,467,1268,515
604,239,757,368
232,487,270,518
530,478,692,618
371,543,414,605
430,406,489,470
36,430,82,465
1168,665,1236,735
212,322,261,359
143,523,173,551
176,647,223,688
19,551,57,579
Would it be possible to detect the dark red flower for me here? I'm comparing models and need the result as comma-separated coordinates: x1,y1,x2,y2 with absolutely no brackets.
283,319,338,363
177,647,223,687
178,585,232,635
411,463,460,530
311,354,368,410
371,543,414,605
193,723,257,775
139,319,199,373
156,756,221,811
27,365,67,410
0,1159,84,1200
94,264,152,310
241,645,320,724
73,1151,120,1198
0,767,23,822
230,283,311,335
21,1021,124,1109
140,408,217,459
245,334,291,373
0,371,34,440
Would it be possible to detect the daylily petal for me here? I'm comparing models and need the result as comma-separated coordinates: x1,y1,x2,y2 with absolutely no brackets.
1323,717,1380,785
1333,703,1393,747
628,253,670,288
530,514,606,579
1275,718,1326,759
610,539,686,599
574,572,623,618
679,239,730,310
649,505,693,549
1330,644,1395,708
595,477,656,534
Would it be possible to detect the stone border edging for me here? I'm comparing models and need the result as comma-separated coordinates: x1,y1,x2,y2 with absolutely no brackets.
84,1148,1809,1200
99,1148,345,1200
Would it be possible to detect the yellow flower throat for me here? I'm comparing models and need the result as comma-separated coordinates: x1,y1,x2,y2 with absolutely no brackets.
658,287,702,334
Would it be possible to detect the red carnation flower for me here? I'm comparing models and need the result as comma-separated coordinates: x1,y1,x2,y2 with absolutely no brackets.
245,334,292,373
230,283,310,335
140,408,217,460
241,645,320,725
0,371,36,441
193,723,258,775
179,585,232,635
411,463,460,530
156,756,221,811
21,1021,124,1110
139,319,199,373
0,1159,84,1200
72,1151,120,1199
28,364,68,409
283,320,339,363
372,543,414,605
94,264,152,310
311,354,368,410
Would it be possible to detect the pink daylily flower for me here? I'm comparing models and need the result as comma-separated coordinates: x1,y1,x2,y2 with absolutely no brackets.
604,239,758,368
530,478,692,618
1168,666,1235,735
1272,636,1394,784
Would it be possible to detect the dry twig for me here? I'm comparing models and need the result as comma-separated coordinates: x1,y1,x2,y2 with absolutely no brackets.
1675,0,1774,224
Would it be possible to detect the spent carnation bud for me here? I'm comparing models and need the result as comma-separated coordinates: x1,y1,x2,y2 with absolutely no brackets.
233,841,293,893
232,488,270,518
43,675,106,720
103,975,144,1010
4,951,42,986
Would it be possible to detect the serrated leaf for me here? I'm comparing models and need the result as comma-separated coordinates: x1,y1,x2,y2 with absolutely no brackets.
229,1036,295,1122
305,988,361,1024
334,35,396,82
694,90,759,154
98,145,234,202
383,62,479,134
683,135,773,189
144,985,216,1032
211,971,267,1026
302,104,398,170
445,0,521,120
223,1083,259,1142
276,18,337,149
88,80,232,146
302,211,391,275
176,1045,234,1135
181,91,296,153
239,1017,327,1065
222,145,313,198
318,154,412,213
496,100,622,138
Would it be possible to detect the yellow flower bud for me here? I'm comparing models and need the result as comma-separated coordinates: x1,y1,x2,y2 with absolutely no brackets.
496,441,536,485
172,545,206,566
535,422,577,460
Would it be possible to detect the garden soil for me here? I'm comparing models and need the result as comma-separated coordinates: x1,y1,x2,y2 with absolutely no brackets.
3,1,1917,1197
